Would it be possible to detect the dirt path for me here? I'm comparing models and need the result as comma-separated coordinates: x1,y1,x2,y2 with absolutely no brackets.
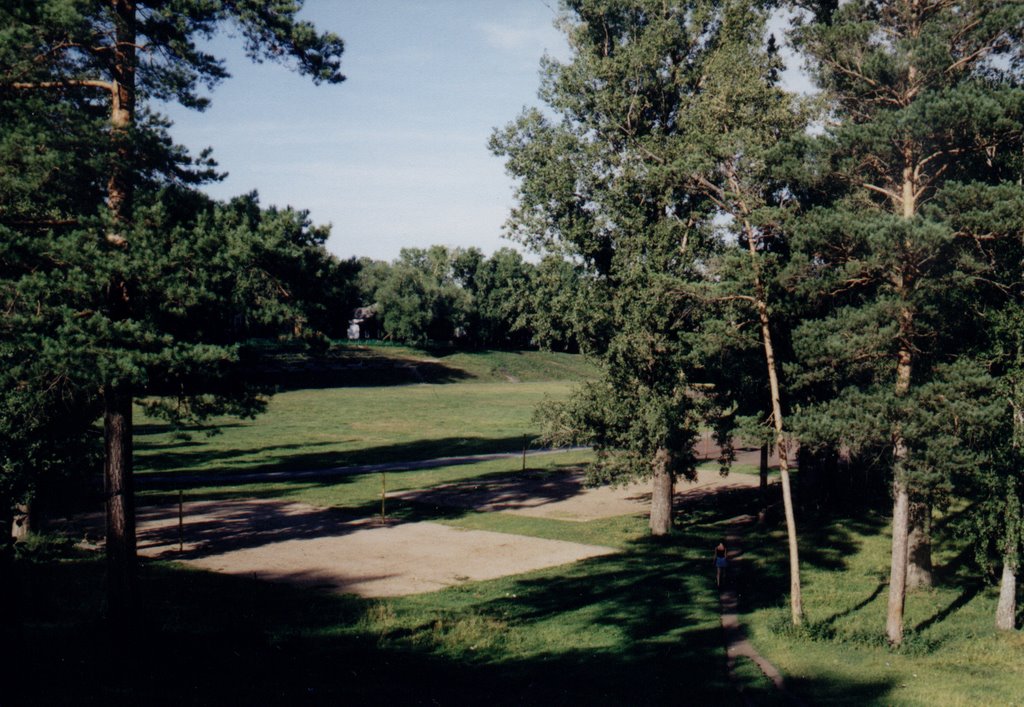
719,514,803,706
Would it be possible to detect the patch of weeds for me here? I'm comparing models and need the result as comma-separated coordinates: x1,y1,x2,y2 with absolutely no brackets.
418,612,512,656
768,613,838,643
888,630,943,656
361,600,398,634
13,533,82,562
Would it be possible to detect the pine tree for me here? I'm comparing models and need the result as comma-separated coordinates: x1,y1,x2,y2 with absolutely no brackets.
789,0,1024,644
0,0,344,621
491,0,722,534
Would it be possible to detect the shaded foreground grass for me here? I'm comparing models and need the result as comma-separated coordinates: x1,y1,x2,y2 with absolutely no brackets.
17,453,907,706
13,488,751,706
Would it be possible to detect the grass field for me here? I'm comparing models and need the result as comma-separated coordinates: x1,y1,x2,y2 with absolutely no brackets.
135,346,596,479
11,346,1024,705
21,456,1021,704
14,452,764,706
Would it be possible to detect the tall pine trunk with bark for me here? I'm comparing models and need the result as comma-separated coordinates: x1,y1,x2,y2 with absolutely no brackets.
907,500,933,590
102,0,138,622
743,214,803,625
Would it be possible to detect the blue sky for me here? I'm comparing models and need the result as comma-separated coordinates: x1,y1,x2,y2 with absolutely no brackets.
160,1,571,262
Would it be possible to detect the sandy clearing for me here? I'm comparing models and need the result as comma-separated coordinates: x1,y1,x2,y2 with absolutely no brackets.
131,499,616,597
68,457,774,599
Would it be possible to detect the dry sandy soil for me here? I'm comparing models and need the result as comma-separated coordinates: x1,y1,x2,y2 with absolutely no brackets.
117,465,765,598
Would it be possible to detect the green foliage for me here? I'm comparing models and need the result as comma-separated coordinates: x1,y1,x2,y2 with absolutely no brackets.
0,0,349,524
357,245,585,351
785,0,1024,510
493,0,741,484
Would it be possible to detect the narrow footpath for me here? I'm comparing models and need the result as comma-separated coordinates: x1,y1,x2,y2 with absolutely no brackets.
719,514,803,706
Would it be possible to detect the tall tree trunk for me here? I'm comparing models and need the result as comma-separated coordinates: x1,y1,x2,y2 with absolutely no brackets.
907,500,933,589
103,0,138,622
0,502,17,644
886,303,915,645
996,554,1018,631
11,503,31,542
996,474,1021,631
742,218,803,626
649,447,674,536
887,477,911,643
104,384,136,625
886,142,920,645
758,442,768,524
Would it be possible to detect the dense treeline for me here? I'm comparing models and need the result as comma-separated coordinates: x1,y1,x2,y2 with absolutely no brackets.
354,246,583,351
493,0,1024,642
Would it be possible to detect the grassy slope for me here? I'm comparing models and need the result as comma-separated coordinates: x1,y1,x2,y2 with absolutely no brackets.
135,346,595,478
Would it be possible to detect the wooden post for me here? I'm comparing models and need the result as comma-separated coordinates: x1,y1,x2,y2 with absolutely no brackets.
178,490,183,552
380,472,387,522
522,435,528,471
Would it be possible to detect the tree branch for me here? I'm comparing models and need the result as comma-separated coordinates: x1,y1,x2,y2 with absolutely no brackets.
6,79,114,93
862,182,901,203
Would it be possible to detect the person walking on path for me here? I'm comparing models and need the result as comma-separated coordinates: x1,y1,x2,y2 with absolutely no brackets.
714,540,729,588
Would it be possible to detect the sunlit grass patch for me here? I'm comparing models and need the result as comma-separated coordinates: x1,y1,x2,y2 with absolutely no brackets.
740,510,1024,705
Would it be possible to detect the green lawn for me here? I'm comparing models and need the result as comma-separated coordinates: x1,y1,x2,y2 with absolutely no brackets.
736,508,1024,706
136,381,576,477
135,346,596,479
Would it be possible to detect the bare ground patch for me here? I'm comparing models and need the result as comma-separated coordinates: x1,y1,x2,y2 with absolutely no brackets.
128,499,615,597
64,460,769,599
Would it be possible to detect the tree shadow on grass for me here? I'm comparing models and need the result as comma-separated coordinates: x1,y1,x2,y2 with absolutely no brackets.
913,581,985,634
134,434,539,484
10,537,900,706
133,422,251,437
243,348,474,391
712,492,888,617
17,481,922,707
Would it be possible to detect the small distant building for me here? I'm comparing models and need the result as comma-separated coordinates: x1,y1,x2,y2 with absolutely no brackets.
348,305,382,340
